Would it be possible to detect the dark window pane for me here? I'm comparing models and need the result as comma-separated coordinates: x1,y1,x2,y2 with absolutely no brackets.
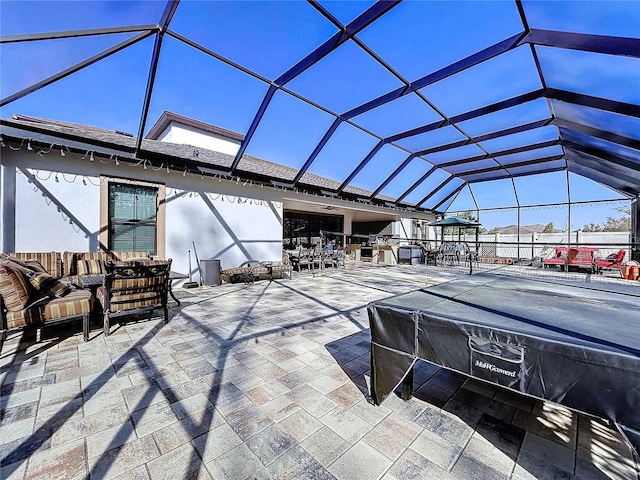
283,211,343,248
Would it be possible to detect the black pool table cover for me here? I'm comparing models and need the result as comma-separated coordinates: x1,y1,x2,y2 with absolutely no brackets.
367,274,640,453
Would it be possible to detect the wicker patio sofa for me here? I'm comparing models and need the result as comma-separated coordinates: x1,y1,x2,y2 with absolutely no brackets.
0,250,159,349
0,253,94,349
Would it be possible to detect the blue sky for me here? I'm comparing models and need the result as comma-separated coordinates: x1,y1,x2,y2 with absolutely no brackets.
1,0,638,230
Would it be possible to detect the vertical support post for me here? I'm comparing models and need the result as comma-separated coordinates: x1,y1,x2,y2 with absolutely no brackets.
0,160,16,252
517,205,521,262
632,195,640,262
475,226,479,253
566,171,572,249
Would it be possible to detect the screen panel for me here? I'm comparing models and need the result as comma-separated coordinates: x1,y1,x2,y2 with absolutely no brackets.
447,185,477,212
169,1,338,80
286,40,405,113
307,122,380,184
356,0,523,82
514,171,569,206
147,36,269,137
538,46,640,105
351,93,441,138
243,90,335,172
349,144,407,192
419,46,543,117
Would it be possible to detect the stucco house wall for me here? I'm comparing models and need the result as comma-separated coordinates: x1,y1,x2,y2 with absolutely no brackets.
155,123,241,157
1,147,284,278
1,114,436,282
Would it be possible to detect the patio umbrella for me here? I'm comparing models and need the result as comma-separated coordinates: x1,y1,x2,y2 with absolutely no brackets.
429,216,482,245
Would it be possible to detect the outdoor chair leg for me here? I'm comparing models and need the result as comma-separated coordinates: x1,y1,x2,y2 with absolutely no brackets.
163,304,169,324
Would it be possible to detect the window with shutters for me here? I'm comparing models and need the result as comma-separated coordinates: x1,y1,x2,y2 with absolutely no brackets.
109,183,157,253
100,177,166,257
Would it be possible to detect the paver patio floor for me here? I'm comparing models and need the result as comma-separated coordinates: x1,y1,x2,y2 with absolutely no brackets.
1,262,638,479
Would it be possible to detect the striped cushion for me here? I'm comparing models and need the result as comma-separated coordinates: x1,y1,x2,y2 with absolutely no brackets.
29,272,72,298
3,255,45,271
1,255,72,300
4,285,91,328
271,265,293,273
63,252,150,276
77,259,105,275
63,252,109,276
111,276,165,291
43,289,93,320
0,259,35,311
221,267,254,276
111,251,146,261
63,252,81,276
7,252,62,278
5,302,46,329
96,287,161,312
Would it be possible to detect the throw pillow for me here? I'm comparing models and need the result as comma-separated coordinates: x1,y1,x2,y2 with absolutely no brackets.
25,260,47,273
77,259,105,276
1,255,46,272
28,271,72,298
0,259,33,311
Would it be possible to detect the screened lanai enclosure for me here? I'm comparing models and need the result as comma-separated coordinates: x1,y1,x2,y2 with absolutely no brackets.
1,0,639,259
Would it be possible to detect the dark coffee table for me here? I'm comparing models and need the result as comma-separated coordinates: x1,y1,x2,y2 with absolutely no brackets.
77,274,105,289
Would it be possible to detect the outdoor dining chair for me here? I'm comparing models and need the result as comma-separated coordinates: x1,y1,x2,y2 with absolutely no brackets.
439,243,459,266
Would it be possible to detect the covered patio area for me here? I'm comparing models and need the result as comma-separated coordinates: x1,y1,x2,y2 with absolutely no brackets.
1,263,637,480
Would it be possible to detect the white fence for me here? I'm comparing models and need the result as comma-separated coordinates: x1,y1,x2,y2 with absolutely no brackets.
440,231,632,261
